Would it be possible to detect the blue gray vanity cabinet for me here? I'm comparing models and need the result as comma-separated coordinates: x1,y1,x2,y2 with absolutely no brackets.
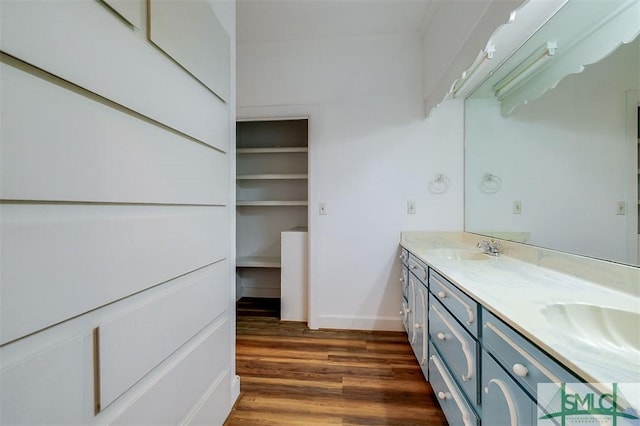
399,245,593,426
429,270,480,419
408,254,429,379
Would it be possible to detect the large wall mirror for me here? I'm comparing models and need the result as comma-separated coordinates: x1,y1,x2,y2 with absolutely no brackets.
464,0,640,266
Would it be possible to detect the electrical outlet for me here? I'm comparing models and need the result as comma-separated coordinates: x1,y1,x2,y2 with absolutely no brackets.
407,201,416,214
513,200,522,214
319,202,327,215
616,201,626,215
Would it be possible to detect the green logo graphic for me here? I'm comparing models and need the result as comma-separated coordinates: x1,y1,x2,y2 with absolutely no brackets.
538,383,639,425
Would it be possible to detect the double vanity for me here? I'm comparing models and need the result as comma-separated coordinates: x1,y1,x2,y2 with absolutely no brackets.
399,231,639,425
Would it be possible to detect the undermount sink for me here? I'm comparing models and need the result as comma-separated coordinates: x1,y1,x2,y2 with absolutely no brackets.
426,248,489,261
541,303,640,352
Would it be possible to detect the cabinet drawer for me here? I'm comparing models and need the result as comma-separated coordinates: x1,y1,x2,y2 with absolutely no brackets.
400,247,409,266
429,343,479,426
429,270,479,337
482,309,580,403
408,254,427,282
482,350,536,426
430,301,479,408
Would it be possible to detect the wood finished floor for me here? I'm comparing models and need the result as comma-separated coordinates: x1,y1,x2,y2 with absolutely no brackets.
224,298,447,426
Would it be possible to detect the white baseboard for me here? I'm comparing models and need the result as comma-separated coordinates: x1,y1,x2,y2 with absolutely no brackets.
231,374,240,402
316,314,404,331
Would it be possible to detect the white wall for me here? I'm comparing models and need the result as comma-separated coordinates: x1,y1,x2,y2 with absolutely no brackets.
238,34,464,330
465,38,639,264
0,0,237,423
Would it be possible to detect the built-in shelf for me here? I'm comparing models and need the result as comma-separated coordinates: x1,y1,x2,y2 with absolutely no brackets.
236,118,309,299
236,256,281,268
236,174,308,180
236,200,308,206
236,147,308,154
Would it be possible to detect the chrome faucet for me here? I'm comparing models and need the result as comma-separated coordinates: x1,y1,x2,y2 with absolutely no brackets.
477,239,502,256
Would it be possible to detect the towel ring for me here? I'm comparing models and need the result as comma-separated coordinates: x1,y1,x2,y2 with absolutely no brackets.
481,173,502,194
429,174,451,194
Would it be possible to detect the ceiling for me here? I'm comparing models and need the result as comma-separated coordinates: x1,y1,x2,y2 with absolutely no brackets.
236,0,436,44
235,0,526,113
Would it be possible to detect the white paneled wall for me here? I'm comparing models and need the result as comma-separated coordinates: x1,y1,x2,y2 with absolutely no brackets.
1,59,229,204
0,0,236,424
0,0,229,150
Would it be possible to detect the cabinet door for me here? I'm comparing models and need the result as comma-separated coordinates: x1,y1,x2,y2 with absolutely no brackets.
410,276,423,361
408,274,417,344
482,350,536,426
401,265,409,302
416,284,429,379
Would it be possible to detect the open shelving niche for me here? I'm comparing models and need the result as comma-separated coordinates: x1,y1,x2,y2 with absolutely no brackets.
236,118,309,300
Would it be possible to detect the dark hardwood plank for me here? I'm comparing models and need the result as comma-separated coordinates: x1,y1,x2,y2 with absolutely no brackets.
225,297,447,425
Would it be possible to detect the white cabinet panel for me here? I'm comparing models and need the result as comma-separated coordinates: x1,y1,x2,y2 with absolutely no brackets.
111,319,231,425
0,0,229,151
99,262,229,409
0,60,228,204
0,334,87,425
281,230,308,321
0,204,228,344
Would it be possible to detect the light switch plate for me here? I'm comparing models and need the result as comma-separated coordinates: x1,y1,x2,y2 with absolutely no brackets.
407,201,416,214
319,202,327,215
513,200,522,214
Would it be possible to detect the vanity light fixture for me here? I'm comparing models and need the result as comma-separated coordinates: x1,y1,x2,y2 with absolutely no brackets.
450,45,496,98
492,41,557,100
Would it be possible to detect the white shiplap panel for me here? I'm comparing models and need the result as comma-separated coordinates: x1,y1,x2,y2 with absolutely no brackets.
0,334,86,425
0,204,229,345
99,262,229,409
101,0,144,28
149,0,230,101
0,60,228,204
0,0,229,152
183,370,232,426
110,319,231,425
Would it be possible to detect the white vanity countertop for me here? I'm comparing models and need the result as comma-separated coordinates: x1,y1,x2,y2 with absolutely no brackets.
400,232,640,389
